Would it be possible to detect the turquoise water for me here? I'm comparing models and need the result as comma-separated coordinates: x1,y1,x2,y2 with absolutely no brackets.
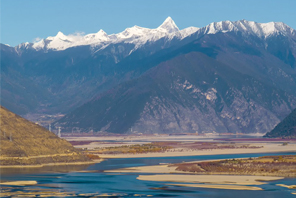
1,152,296,197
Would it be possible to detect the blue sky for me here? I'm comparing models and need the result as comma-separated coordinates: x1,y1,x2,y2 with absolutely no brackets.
1,0,296,46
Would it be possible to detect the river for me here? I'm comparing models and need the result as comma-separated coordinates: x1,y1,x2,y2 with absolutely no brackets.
1,152,296,197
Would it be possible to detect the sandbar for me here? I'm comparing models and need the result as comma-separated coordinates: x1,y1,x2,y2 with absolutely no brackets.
168,183,263,190
105,164,184,174
137,174,283,185
106,160,285,191
0,180,37,186
276,184,296,189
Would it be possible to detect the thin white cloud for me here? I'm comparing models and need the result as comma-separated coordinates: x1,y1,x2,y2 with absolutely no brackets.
33,37,42,43
69,31,85,37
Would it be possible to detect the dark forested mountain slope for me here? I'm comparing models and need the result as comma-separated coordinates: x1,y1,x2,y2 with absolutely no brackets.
264,108,296,138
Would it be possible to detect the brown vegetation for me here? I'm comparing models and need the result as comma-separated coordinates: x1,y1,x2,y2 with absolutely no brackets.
89,141,262,155
90,143,172,154
85,154,101,160
69,140,102,146
0,106,91,166
174,155,296,177
161,141,263,150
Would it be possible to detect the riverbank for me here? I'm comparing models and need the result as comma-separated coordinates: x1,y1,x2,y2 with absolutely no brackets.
0,159,102,169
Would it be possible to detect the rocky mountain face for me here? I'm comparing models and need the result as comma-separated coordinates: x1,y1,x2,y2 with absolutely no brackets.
56,50,296,134
264,108,296,138
1,18,296,134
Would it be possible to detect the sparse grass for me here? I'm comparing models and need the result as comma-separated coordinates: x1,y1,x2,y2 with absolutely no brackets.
90,143,172,154
85,141,263,155
85,154,100,160
0,106,91,165
174,155,296,177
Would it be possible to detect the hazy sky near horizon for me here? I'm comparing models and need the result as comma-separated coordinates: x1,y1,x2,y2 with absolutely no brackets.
1,0,296,46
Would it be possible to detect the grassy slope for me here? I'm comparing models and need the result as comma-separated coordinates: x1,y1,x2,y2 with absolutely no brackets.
0,106,90,165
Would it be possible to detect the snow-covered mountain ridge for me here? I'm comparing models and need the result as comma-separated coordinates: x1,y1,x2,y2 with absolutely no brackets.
202,20,295,38
16,17,295,51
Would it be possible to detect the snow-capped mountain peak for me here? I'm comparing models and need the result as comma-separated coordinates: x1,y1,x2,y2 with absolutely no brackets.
97,29,107,35
46,31,69,41
56,31,67,39
27,17,186,51
84,29,109,41
157,16,179,33
116,25,150,39
15,18,295,52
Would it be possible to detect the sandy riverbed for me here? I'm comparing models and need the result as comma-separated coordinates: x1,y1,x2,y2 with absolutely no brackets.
65,134,269,149
0,180,37,186
137,174,283,185
99,143,296,158
107,165,284,186
166,183,263,190
105,164,184,174
105,160,286,191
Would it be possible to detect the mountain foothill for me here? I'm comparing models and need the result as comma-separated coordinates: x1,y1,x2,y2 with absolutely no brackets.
0,106,90,165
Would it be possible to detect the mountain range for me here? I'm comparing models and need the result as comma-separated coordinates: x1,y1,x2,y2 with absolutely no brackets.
1,17,296,134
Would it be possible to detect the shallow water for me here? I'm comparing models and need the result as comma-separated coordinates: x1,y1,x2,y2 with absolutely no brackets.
1,152,296,197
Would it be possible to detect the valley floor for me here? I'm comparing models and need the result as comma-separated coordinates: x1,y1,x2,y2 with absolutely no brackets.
66,135,296,159
97,143,296,158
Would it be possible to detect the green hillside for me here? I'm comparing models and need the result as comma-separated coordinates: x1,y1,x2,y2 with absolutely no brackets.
264,108,296,138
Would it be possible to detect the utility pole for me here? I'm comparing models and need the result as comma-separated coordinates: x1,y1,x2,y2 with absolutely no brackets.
58,127,61,138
